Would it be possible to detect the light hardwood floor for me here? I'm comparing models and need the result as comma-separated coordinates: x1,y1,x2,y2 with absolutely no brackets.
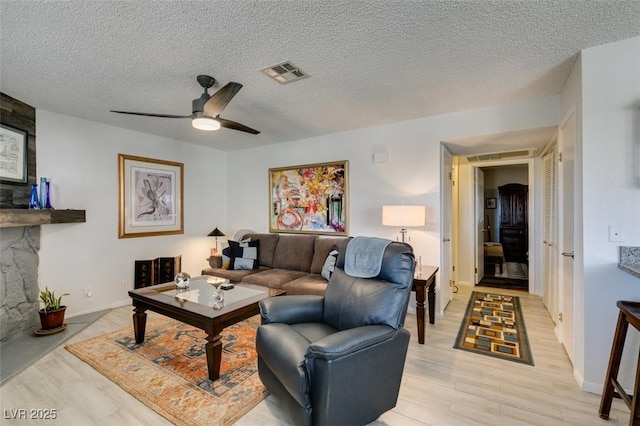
1,285,629,425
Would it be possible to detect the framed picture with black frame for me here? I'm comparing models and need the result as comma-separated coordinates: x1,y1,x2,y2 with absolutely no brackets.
0,123,28,184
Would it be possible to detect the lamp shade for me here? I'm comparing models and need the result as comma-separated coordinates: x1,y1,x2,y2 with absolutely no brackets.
207,227,225,237
382,205,425,227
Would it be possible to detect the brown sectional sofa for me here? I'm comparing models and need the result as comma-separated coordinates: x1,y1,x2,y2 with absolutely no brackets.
201,233,348,295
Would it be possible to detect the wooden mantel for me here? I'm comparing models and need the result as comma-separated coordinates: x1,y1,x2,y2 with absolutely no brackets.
0,209,86,228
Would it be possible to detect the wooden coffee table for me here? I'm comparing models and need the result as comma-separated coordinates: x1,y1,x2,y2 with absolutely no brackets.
128,277,285,381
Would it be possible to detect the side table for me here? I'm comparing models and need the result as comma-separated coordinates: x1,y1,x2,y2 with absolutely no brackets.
412,265,439,344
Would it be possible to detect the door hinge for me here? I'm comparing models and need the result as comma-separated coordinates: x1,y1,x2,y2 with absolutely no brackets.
448,172,452,180
559,152,563,163
475,267,478,273
452,265,455,272
559,312,563,322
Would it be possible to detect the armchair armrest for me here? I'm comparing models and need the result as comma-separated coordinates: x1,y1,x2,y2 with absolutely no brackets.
259,295,324,324
306,324,397,361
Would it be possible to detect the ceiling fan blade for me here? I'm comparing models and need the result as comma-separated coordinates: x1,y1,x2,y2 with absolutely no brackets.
110,110,192,119
217,117,260,135
203,82,243,117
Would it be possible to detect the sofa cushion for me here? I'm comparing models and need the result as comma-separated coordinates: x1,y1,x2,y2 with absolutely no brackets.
228,239,259,270
202,267,265,282
320,246,339,280
309,237,348,274
282,274,329,296
221,247,231,269
273,235,317,272
246,233,279,268
241,269,309,289
221,235,252,269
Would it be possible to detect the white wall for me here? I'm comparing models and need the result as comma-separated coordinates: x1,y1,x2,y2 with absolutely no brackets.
36,111,227,317
578,36,640,393
484,165,528,188
226,96,560,317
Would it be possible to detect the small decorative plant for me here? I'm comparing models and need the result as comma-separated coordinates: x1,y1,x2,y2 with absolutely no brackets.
38,287,69,331
39,286,69,313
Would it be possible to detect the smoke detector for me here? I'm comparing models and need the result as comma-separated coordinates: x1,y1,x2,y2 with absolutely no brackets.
261,61,309,84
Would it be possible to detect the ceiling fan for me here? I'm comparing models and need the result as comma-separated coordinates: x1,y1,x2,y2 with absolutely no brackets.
110,75,260,134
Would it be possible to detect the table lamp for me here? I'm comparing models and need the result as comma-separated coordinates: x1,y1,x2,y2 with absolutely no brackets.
382,205,425,243
207,227,225,255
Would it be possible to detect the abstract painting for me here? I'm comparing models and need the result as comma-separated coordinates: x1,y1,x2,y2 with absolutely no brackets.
269,161,348,235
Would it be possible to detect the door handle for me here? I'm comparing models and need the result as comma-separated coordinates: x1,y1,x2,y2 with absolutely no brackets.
562,251,574,259
443,238,451,242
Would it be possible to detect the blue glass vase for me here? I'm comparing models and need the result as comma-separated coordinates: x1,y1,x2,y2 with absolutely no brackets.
39,177,46,209
29,184,40,209
44,182,53,209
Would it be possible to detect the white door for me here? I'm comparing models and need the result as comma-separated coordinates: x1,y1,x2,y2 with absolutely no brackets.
475,168,485,284
440,145,454,307
558,109,576,363
543,146,558,323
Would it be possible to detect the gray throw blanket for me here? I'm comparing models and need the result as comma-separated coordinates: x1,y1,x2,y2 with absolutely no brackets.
344,236,392,278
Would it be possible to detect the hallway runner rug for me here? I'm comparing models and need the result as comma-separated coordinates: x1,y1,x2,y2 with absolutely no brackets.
454,292,534,365
66,315,267,426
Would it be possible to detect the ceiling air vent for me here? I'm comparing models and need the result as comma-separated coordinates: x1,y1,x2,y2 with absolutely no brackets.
466,149,536,163
261,61,309,84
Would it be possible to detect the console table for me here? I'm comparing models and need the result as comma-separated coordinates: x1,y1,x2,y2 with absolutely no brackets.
412,265,438,344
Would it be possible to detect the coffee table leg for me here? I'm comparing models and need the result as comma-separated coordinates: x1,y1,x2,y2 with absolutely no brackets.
133,306,147,344
206,333,223,381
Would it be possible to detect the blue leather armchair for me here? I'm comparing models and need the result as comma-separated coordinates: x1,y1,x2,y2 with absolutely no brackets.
256,238,415,426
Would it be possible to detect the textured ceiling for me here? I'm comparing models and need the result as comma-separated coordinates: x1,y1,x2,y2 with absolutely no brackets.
1,1,639,153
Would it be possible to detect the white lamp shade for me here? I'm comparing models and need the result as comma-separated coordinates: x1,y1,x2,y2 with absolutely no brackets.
192,117,221,131
382,205,425,227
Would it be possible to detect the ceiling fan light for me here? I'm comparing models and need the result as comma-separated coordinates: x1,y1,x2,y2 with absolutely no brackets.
192,117,221,131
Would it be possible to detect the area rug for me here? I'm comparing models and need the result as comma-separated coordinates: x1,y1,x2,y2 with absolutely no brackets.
492,261,528,280
454,292,534,365
65,315,267,426
479,276,528,291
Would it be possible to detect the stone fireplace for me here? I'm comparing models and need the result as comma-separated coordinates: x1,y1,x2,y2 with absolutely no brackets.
0,226,41,341
1,94,85,341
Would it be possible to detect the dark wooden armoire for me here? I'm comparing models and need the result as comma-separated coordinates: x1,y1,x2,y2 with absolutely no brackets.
499,183,528,262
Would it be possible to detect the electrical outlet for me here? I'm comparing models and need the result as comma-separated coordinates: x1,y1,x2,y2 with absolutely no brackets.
122,280,128,288
84,287,92,297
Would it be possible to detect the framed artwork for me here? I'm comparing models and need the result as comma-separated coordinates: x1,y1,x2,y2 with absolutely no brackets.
269,161,348,235
0,123,28,184
486,198,497,209
118,154,184,238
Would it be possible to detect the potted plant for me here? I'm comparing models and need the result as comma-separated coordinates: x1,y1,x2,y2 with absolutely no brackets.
38,286,69,330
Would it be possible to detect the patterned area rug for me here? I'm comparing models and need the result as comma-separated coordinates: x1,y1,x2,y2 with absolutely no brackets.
494,262,528,280
454,292,534,365
66,315,267,426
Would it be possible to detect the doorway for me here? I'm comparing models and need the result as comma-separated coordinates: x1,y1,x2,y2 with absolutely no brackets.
451,157,534,293
479,168,529,290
